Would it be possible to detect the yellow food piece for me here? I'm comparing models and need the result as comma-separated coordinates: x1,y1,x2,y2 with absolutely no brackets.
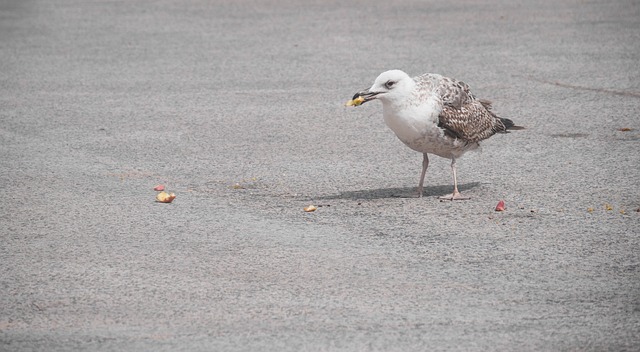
345,96,365,107
156,191,176,203
604,203,613,211
303,205,317,212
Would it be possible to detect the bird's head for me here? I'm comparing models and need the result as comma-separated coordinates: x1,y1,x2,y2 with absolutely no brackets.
351,70,414,106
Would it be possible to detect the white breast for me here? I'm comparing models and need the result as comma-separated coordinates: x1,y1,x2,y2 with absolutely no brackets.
382,97,476,159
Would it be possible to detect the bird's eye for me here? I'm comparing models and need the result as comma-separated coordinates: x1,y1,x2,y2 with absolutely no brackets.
385,81,395,89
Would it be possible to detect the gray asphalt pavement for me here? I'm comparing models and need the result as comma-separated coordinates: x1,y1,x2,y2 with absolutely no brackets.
1,0,639,351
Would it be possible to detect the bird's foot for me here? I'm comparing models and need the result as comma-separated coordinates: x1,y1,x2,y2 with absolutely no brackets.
438,192,470,201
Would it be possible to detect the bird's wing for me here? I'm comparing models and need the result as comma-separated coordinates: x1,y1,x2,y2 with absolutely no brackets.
438,101,506,143
435,76,475,109
435,78,506,143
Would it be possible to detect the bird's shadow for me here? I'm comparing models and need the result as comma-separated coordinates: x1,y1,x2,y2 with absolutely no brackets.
317,182,481,200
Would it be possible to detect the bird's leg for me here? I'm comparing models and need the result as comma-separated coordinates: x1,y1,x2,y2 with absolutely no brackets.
417,153,429,198
438,157,470,200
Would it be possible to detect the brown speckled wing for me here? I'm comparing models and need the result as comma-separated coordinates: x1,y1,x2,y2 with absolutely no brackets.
435,78,507,143
436,77,475,109
438,101,506,143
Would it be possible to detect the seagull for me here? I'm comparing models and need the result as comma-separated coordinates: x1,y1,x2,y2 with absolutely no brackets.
349,70,522,200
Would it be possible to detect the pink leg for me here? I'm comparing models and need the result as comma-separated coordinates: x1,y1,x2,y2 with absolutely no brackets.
438,157,470,200
417,153,429,197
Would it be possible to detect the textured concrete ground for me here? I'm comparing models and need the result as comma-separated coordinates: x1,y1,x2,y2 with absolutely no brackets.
1,0,639,351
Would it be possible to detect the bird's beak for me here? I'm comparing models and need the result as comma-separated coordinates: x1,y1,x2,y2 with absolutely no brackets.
352,88,379,104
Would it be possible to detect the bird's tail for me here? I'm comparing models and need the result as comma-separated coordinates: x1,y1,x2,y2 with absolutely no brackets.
500,117,525,131
480,99,524,132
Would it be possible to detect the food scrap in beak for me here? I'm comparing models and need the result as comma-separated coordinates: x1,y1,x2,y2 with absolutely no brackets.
345,95,366,107
345,88,379,107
